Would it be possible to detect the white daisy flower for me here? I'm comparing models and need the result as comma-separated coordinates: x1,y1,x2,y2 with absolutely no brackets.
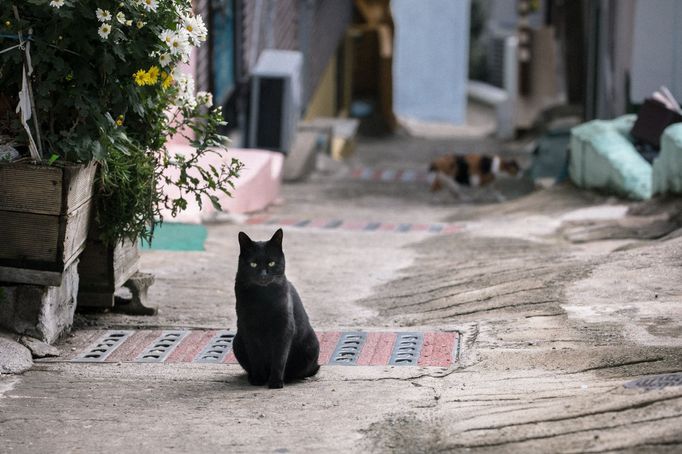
141,0,158,12
182,15,208,46
159,29,174,46
96,8,112,22
176,74,196,108
168,31,190,57
116,12,127,25
50,0,65,8
126,20,133,26
196,91,213,108
98,23,112,39
159,53,172,67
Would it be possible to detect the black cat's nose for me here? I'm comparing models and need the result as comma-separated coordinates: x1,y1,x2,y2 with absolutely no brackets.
259,269,267,277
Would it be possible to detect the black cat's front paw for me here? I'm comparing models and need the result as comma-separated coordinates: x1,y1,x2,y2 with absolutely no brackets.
267,379,284,389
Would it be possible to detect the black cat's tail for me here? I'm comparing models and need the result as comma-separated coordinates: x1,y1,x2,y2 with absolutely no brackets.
306,363,320,378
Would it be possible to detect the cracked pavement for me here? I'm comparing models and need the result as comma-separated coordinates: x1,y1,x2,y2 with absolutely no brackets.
1,135,681,453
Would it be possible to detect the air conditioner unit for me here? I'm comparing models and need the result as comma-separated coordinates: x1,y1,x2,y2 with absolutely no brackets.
246,50,303,154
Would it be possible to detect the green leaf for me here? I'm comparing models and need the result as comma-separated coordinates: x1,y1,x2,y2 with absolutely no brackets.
47,154,60,165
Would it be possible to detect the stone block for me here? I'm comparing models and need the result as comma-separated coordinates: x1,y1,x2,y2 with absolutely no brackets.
0,335,33,374
283,130,322,182
300,118,358,160
0,260,79,344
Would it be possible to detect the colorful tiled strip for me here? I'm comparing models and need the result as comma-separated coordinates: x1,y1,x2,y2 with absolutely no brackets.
349,167,431,184
245,216,462,235
67,330,461,367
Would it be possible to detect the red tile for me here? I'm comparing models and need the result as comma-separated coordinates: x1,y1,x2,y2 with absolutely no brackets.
309,219,331,228
106,330,161,363
417,332,456,367
442,224,463,234
317,331,341,365
341,221,368,231
166,330,216,363
357,332,397,366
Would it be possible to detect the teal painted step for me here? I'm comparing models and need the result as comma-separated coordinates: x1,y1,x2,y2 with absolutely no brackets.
141,223,208,251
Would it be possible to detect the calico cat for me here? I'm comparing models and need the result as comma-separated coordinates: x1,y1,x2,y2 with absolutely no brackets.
232,229,320,389
428,153,521,201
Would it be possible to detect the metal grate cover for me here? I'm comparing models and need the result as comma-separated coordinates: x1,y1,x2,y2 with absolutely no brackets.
194,331,235,363
389,332,424,366
136,331,189,363
624,373,682,390
72,331,133,363
329,332,367,365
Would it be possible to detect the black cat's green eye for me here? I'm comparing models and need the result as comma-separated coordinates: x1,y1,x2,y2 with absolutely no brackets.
249,262,257,268
268,261,276,267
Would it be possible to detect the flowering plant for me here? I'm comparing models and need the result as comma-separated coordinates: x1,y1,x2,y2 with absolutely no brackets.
0,0,242,244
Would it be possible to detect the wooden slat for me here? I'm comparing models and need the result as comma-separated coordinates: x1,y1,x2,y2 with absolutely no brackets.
64,162,97,214
62,200,93,267
0,211,60,262
0,161,95,216
113,240,140,288
0,265,62,286
0,163,64,215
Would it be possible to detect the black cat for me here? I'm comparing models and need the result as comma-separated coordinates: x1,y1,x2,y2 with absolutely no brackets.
232,229,320,389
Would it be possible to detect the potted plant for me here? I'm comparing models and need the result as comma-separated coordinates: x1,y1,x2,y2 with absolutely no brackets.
0,1,241,298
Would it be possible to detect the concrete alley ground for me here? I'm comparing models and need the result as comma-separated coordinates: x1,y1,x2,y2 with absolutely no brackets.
1,134,682,453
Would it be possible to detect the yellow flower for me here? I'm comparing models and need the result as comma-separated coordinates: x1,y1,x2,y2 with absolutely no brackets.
116,115,124,127
133,69,148,86
146,66,160,85
161,71,173,89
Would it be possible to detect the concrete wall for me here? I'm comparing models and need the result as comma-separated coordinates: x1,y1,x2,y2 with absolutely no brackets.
392,0,471,125
631,0,682,103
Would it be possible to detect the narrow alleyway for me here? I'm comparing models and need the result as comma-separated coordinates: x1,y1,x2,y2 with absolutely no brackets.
2,134,681,453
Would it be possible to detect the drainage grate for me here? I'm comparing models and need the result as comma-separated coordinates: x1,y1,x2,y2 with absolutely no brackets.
329,332,367,365
194,331,235,363
72,331,133,363
136,331,189,363
624,373,682,390
62,330,461,366
389,332,424,365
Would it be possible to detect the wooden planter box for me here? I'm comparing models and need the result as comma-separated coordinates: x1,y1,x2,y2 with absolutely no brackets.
77,232,156,315
0,160,97,286
77,235,140,308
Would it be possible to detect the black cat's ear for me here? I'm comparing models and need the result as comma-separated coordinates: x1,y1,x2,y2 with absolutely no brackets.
269,228,283,248
238,232,254,251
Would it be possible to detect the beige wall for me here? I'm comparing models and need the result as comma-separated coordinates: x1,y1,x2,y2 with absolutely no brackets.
304,55,337,121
